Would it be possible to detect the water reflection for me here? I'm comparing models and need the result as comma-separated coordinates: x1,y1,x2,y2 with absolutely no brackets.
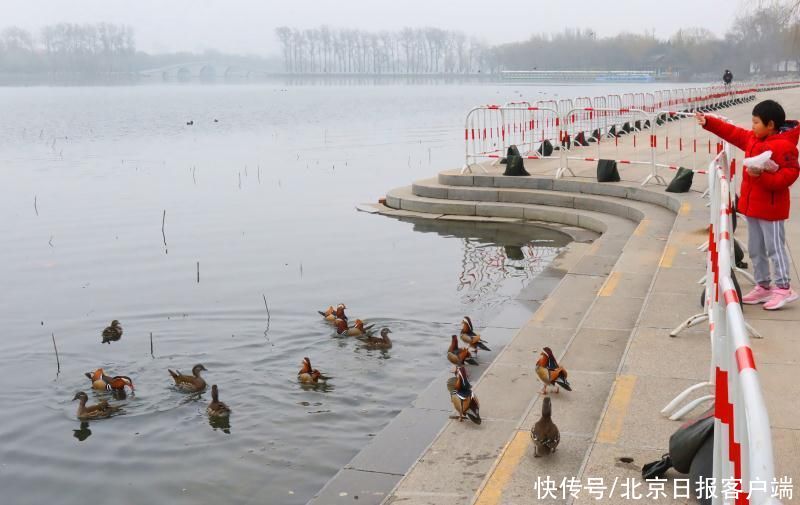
208,415,231,435
72,422,92,442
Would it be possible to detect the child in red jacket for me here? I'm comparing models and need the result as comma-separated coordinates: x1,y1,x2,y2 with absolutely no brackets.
698,100,800,310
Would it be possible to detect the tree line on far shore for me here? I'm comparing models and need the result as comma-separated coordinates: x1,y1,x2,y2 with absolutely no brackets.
0,3,797,79
275,3,800,78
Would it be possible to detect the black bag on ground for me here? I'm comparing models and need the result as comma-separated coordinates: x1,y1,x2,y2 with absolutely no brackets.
597,159,620,182
641,409,714,480
665,167,694,193
537,139,554,157
502,145,530,176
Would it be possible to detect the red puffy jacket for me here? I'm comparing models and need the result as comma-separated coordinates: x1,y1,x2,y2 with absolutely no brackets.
703,115,800,220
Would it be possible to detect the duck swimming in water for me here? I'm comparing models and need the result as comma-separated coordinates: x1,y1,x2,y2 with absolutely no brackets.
334,318,374,337
207,385,231,417
459,317,490,355
319,304,347,323
168,364,207,393
358,328,392,349
297,357,327,384
101,320,123,344
72,391,120,420
85,368,134,392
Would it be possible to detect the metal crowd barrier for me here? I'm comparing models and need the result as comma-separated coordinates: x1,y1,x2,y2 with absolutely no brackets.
659,147,781,505
462,81,798,175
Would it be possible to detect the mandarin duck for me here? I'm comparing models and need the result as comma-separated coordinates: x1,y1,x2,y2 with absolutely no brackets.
447,334,478,366
85,368,134,392
319,304,347,323
334,318,374,337
446,365,481,424
168,364,207,393
358,328,392,349
101,320,123,343
459,317,490,355
297,357,327,384
535,347,571,394
72,391,120,420
531,396,560,457
207,385,231,418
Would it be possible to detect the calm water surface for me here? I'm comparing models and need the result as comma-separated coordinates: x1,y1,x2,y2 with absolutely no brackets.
0,82,680,504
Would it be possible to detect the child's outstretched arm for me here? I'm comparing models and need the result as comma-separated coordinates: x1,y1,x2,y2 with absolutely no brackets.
757,145,800,191
697,114,751,152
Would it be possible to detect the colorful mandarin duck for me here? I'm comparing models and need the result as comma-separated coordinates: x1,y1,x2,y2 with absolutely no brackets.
72,391,120,420
101,320,123,343
334,318,374,337
531,396,560,457
319,304,347,323
459,317,490,355
207,385,231,418
447,334,478,367
446,365,481,424
168,364,207,393
358,328,392,349
535,347,571,394
297,357,326,384
84,368,134,392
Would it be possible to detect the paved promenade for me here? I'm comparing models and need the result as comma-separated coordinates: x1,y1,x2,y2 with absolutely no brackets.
311,87,800,505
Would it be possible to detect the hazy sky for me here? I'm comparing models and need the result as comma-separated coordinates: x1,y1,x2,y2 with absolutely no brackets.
2,0,745,56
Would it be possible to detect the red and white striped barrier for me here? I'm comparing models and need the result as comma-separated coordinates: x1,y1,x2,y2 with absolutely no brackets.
662,147,781,505
462,81,800,174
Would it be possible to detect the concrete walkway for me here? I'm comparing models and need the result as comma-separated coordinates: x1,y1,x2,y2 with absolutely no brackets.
310,88,800,505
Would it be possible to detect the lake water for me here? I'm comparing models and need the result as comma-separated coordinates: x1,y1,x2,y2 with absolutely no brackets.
0,81,684,505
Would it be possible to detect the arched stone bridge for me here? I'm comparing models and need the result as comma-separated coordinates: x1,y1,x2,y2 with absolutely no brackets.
139,61,269,81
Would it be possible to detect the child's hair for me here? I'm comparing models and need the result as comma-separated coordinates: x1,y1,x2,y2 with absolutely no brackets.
752,100,786,130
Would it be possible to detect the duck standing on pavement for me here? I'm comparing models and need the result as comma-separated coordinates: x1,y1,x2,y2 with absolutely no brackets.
531,396,560,457
459,317,490,356
535,347,571,394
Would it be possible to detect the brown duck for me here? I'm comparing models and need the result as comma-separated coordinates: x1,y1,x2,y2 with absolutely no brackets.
459,317,490,355
297,357,327,384
72,391,120,420
101,320,123,344
207,385,231,417
168,364,207,393
85,368,134,392
535,347,571,394
446,365,481,424
531,396,560,457
319,304,347,323
447,335,478,366
335,318,374,337
358,328,392,349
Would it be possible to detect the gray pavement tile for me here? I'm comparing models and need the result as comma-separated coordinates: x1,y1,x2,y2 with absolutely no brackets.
396,419,518,497
622,327,711,381
308,469,402,505
571,254,620,276
562,327,632,373
639,292,704,330
346,407,450,475
580,297,643,331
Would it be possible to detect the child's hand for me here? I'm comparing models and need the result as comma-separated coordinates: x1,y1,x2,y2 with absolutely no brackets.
695,112,706,126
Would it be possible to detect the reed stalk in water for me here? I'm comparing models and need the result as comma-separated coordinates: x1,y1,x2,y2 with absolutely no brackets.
150,332,154,358
51,333,60,374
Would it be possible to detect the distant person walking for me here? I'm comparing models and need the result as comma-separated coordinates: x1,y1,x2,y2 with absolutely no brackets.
723,69,733,86
697,100,800,309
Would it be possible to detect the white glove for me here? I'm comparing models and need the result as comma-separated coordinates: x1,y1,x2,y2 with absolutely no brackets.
744,151,779,172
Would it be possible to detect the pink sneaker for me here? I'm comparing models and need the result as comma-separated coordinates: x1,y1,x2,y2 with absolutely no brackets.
764,288,799,311
742,285,773,305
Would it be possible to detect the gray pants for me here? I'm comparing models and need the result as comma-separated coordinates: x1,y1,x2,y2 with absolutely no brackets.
745,216,791,288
